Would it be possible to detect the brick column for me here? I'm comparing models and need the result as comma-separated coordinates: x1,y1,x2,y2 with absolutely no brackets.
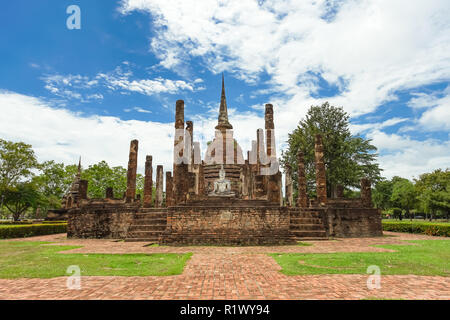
166,171,174,207
155,165,164,207
198,163,205,196
267,172,281,203
285,164,293,207
265,104,275,158
79,180,88,200
314,134,327,206
173,100,186,204
256,128,263,168
174,163,188,204
297,151,308,208
105,187,114,199
126,139,139,203
360,178,372,208
185,121,193,166
143,155,153,208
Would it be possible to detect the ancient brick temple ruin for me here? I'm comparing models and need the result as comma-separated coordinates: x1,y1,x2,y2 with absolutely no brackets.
64,77,382,245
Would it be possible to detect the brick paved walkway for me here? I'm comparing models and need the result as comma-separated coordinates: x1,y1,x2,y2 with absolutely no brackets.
1,232,449,300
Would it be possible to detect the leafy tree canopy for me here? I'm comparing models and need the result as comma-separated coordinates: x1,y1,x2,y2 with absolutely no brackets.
390,178,416,215
415,169,450,215
281,102,381,198
0,139,39,188
0,183,42,221
80,161,144,199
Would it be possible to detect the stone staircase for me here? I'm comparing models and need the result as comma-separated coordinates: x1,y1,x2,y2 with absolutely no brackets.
289,209,328,240
125,208,168,242
183,198,279,207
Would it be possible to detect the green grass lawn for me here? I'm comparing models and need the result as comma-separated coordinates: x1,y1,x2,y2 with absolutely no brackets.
270,240,450,276
0,241,192,279
297,241,313,246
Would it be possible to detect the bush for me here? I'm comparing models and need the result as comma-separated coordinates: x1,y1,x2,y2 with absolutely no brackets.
41,220,67,224
0,221,33,225
0,223,67,239
0,220,67,225
382,221,450,237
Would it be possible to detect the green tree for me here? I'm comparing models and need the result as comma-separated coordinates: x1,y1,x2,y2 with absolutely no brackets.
390,178,417,220
81,161,144,199
281,102,381,199
32,161,69,199
415,169,450,220
0,183,41,221
372,179,394,210
0,139,39,188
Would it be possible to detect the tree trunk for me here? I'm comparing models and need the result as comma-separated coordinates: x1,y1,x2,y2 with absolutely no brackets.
13,211,20,222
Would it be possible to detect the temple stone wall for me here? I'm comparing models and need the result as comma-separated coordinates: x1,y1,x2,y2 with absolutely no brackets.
321,207,382,238
46,209,68,221
67,201,139,239
161,205,294,245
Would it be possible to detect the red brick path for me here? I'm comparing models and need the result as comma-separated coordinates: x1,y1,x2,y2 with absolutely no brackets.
0,232,449,300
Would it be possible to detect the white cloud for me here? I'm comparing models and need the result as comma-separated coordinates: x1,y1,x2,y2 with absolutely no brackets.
0,91,174,179
118,0,450,179
367,130,450,179
120,0,450,116
0,91,273,178
3,0,450,183
41,66,198,102
86,93,104,100
408,85,450,131
1,89,448,181
350,117,410,135
133,107,152,114
418,99,450,131
103,76,194,95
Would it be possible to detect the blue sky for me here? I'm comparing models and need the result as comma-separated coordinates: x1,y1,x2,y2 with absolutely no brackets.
0,0,449,179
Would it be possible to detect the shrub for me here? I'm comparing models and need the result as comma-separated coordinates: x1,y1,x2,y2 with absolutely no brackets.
41,220,67,224
0,223,67,239
0,221,33,225
382,221,450,237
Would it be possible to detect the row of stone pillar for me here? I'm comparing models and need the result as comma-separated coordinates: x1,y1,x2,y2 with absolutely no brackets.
173,100,190,205
285,135,325,208
285,134,372,208
124,139,171,207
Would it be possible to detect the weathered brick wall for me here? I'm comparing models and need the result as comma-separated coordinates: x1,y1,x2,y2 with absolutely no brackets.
67,202,139,239
46,209,68,221
162,206,294,245
323,208,383,238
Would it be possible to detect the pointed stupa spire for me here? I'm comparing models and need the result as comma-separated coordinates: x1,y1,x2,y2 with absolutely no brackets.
216,73,233,130
77,157,81,175
69,157,82,193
